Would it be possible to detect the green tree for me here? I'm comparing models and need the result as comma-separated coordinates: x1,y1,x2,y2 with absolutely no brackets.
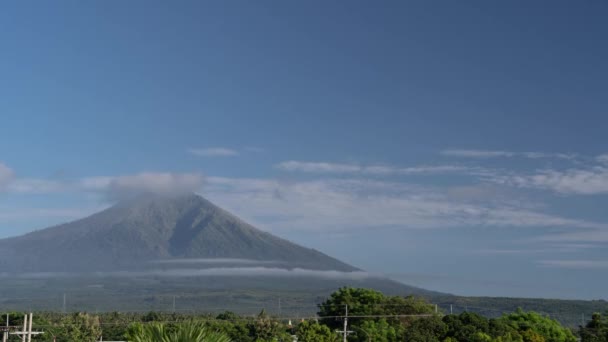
443,312,490,341
498,309,575,342
318,287,386,330
296,321,338,342
206,320,253,342
357,318,400,342
247,309,291,342
521,330,546,342
46,313,102,342
402,316,446,342
318,287,433,331
580,313,608,342
216,311,239,321
125,321,231,342
471,332,493,342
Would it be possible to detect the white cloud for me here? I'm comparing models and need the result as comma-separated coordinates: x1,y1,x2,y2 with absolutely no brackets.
203,176,606,233
471,243,596,255
90,172,205,199
537,260,608,269
0,163,15,190
441,149,576,160
597,154,608,164
188,147,239,157
277,161,360,173
538,230,608,243
80,176,114,191
491,167,608,195
117,267,371,279
4,268,372,280
276,161,469,175
3,171,205,198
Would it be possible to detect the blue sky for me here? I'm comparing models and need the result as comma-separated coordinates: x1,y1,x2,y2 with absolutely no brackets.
1,1,608,299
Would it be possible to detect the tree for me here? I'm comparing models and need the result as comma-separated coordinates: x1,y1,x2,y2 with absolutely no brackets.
521,330,546,342
356,319,400,342
46,313,102,342
580,312,608,342
443,312,490,341
318,287,386,330
296,321,338,342
206,319,253,342
402,316,445,342
247,309,291,342
498,309,576,342
125,321,231,342
216,311,239,321
318,287,434,331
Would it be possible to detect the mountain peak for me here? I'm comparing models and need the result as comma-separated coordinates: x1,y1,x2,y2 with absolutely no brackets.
114,191,203,207
0,194,358,273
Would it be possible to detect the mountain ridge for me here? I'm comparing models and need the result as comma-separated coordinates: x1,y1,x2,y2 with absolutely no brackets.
0,193,357,272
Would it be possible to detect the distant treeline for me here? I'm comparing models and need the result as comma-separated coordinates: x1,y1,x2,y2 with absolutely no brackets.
2,287,607,341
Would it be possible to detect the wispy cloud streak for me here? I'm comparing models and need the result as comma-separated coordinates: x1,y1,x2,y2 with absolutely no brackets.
441,149,577,160
276,161,469,175
0,163,15,190
204,177,607,234
188,147,239,157
537,260,608,269
2,268,373,280
489,167,608,195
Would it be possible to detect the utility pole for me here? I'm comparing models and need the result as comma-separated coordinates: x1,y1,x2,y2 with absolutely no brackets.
450,304,453,315
582,313,585,326
21,314,26,342
63,293,66,313
336,305,353,342
27,313,33,342
11,313,43,341
172,296,176,313
343,305,348,342
2,313,8,342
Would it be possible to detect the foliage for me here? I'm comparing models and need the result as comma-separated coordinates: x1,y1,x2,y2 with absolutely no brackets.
317,286,435,341
443,312,490,341
0,288,586,342
45,313,102,342
205,319,253,342
401,316,445,342
125,321,231,342
296,321,338,342
216,311,239,321
498,309,576,342
246,309,291,342
580,312,608,342
318,287,434,330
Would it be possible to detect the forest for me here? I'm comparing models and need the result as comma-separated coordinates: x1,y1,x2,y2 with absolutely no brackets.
2,287,606,342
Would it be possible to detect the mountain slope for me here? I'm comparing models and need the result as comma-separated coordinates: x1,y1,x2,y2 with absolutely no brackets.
0,193,357,272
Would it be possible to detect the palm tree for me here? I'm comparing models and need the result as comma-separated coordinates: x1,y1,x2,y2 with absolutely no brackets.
126,321,231,342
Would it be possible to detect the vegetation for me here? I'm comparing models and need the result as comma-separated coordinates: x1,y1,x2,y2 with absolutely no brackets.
0,274,603,329
1,287,594,342
579,313,608,342
125,321,231,342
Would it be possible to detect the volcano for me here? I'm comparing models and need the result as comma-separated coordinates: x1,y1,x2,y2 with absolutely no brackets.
0,193,357,273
